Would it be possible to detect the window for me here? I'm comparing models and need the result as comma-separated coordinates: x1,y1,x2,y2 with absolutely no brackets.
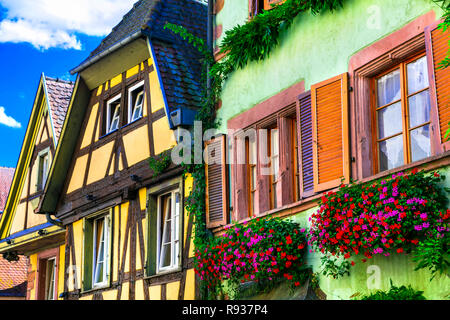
106,95,121,134
157,190,181,272
83,211,111,291
44,258,56,300
92,215,109,287
373,54,431,172
268,127,279,210
246,136,257,217
128,81,144,124
37,148,50,192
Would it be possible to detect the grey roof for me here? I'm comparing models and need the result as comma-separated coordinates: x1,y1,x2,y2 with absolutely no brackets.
73,0,207,115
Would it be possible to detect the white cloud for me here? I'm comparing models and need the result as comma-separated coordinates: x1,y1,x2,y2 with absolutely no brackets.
0,0,137,50
0,107,21,128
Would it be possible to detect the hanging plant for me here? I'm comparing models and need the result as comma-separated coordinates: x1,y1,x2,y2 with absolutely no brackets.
309,169,450,280
194,217,310,297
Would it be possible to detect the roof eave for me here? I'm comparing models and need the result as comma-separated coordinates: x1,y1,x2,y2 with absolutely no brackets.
70,30,143,75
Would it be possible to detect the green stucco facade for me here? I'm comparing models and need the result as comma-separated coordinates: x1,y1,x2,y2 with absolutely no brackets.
215,0,449,300
216,0,444,133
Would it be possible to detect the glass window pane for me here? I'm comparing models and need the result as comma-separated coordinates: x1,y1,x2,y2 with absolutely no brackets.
377,102,402,139
163,221,171,244
379,134,404,171
407,56,429,94
408,90,430,128
161,244,171,268
410,125,431,162
377,69,401,107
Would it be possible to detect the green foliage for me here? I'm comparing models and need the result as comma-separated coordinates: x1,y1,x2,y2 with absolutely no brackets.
148,149,172,178
357,281,427,300
435,0,450,69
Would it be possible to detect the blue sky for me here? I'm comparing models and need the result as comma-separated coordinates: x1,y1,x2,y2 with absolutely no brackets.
0,0,136,168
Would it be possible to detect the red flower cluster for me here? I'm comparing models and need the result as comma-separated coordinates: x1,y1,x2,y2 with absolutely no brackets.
194,218,309,290
309,169,449,265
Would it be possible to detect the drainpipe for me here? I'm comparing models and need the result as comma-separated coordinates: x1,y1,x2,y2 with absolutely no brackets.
45,212,63,228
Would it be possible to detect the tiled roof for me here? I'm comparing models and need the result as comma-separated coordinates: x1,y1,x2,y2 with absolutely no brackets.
45,77,75,141
77,0,207,114
0,255,27,297
0,167,14,213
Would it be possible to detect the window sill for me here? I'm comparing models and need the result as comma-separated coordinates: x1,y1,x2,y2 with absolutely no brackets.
80,283,111,295
144,267,182,281
214,151,450,235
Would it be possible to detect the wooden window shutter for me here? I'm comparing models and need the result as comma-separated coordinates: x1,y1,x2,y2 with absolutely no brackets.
279,116,294,206
147,196,157,277
205,135,228,229
264,0,285,11
425,23,450,152
298,92,314,197
311,73,350,193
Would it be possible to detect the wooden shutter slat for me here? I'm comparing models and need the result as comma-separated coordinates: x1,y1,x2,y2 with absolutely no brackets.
205,135,228,229
298,93,314,195
311,73,350,193
426,22,450,152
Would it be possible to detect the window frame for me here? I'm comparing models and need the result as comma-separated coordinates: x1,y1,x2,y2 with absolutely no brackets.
44,257,57,300
106,94,122,134
82,209,112,292
370,51,432,174
127,80,145,124
156,189,181,273
37,147,50,192
36,247,60,300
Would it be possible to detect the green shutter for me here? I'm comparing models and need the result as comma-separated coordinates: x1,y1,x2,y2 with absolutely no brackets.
83,219,93,291
146,196,158,276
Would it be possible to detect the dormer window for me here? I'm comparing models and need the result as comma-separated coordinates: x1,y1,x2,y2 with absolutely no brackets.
128,81,144,124
106,95,121,134
37,148,50,192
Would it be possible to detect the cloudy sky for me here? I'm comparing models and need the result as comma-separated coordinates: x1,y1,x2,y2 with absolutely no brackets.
0,0,137,167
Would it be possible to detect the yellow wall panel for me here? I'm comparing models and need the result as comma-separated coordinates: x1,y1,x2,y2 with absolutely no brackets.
149,70,164,113
10,202,26,235
79,295,93,300
112,206,120,283
110,74,122,89
102,289,117,300
135,280,146,300
28,254,38,300
120,202,130,274
149,285,161,300
122,125,150,166
26,201,47,229
72,220,83,291
58,245,65,300
126,65,140,79
166,281,180,300
80,103,99,149
184,269,196,300
120,282,129,300
152,118,176,155
19,171,29,201
97,85,103,97
67,154,88,194
86,141,114,185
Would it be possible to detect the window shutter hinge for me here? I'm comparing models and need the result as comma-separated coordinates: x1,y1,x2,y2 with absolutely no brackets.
349,86,354,92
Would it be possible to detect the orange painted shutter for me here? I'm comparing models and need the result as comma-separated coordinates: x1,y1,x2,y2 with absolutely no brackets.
205,135,228,228
264,0,285,11
426,23,450,151
311,73,350,193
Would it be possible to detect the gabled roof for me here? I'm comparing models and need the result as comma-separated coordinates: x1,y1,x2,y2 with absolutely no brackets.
72,0,207,115
0,255,27,297
0,74,73,239
44,77,75,142
0,167,14,214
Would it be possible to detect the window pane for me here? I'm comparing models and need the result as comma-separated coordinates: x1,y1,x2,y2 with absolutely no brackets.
407,56,429,94
377,69,401,107
377,102,402,139
379,134,404,171
109,103,120,132
408,90,430,128
161,244,171,268
163,221,172,244
410,125,430,162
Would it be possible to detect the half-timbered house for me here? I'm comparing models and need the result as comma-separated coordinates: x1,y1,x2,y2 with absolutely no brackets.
36,0,207,300
0,75,74,300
